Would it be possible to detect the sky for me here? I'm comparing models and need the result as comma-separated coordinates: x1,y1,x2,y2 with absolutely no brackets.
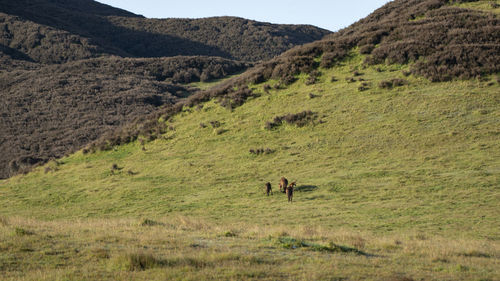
96,0,392,32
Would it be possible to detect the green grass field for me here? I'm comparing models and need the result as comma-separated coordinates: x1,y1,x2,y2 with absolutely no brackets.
1,52,499,280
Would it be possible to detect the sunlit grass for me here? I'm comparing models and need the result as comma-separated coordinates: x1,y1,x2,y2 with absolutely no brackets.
0,216,498,280
1,52,499,280
453,0,500,14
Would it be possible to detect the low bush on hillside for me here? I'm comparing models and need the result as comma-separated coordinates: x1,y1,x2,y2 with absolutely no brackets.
305,70,321,85
358,82,371,92
359,44,375,54
275,236,366,255
265,111,317,130
379,78,409,89
218,86,259,109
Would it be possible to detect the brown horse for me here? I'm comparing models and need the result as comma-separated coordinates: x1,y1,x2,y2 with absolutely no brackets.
286,182,296,202
279,177,288,193
265,182,273,196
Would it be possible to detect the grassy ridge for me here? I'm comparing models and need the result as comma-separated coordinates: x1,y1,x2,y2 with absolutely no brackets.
1,53,499,279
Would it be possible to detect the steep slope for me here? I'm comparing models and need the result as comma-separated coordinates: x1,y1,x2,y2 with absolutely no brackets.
0,0,329,178
88,0,499,150
0,56,249,178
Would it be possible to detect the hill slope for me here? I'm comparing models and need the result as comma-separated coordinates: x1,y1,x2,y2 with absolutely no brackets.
0,56,250,178
0,0,329,178
1,50,499,281
0,0,499,280
0,0,330,63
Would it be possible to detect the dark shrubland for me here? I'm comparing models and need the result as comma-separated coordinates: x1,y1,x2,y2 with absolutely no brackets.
0,56,249,178
106,16,331,62
0,1,330,64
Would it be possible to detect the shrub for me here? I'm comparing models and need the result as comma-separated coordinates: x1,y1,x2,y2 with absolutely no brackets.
379,78,408,89
359,44,375,54
280,75,297,86
140,218,162,226
215,128,227,135
305,70,321,85
353,71,363,76
320,47,349,68
209,121,221,128
218,86,258,109
263,84,272,92
223,230,237,237
265,111,317,130
358,82,371,92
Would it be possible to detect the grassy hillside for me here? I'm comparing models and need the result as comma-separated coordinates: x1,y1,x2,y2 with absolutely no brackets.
1,51,499,280
1,0,499,280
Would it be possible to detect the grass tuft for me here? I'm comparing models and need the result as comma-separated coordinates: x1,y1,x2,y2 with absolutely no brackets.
140,218,163,227
14,227,35,236
275,237,366,255
111,251,163,271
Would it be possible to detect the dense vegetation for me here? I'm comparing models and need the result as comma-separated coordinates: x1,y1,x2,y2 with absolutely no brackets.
0,0,328,178
0,0,329,63
0,56,249,178
107,16,331,62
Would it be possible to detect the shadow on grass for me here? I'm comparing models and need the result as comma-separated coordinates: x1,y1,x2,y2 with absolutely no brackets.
275,236,371,257
295,185,318,192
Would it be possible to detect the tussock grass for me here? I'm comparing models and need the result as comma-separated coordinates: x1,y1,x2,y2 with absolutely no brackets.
111,251,163,271
0,217,498,280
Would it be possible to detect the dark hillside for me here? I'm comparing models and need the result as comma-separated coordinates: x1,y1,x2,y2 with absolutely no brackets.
0,0,330,62
107,16,331,62
216,0,500,85
89,0,499,154
251,0,500,83
0,12,105,64
0,56,249,178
